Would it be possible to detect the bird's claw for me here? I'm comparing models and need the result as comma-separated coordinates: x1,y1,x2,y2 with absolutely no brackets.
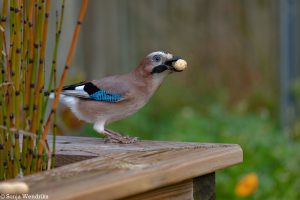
104,135,139,144
103,128,139,144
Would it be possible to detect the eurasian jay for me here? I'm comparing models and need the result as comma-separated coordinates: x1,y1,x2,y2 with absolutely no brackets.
53,51,187,143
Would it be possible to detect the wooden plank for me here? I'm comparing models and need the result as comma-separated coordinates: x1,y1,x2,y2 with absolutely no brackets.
193,173,215,200
49,135,217,157
124,174,215,200
55,155,96,168
123,179,193,200
10,136,242,200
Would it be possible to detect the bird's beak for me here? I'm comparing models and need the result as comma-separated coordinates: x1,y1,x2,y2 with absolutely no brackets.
164,56,182,72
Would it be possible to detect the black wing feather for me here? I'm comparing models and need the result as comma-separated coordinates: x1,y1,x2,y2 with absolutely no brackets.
62,82,100,95
62,82,86,90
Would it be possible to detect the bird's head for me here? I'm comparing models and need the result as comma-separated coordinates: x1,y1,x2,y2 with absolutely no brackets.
135,51,186,79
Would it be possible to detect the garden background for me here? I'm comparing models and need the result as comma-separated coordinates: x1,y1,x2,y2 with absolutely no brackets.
47,1,300,199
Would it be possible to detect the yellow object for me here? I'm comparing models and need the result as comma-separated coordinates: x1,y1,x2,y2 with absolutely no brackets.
174,59,187,71
0,182,29,194
235,173,258,197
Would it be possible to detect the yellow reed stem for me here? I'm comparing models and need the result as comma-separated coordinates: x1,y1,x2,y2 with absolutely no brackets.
26,0,45,174
30,0,50,136
23,0,34,120
11,0,22,178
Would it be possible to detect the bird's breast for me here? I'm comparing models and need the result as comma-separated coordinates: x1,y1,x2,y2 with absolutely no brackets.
105,96,148,123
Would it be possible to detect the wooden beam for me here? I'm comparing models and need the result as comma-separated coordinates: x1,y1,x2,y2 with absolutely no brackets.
10,136,242,200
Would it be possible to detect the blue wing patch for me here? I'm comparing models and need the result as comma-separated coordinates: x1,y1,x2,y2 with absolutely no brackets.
89,90,123,102
62,82,124,102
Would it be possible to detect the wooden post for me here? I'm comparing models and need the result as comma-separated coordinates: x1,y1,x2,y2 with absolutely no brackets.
193,173,215,200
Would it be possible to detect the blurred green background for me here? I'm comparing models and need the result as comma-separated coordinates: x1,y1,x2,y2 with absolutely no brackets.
52,0,300,199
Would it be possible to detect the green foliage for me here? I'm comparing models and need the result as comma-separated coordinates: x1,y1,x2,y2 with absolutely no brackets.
82,81,300,199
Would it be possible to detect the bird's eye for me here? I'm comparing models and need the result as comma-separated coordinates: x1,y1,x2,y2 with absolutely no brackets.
152,55,161,62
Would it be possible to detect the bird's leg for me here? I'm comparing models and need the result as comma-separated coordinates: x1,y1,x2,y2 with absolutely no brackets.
93,121,138,144
103,128,138,144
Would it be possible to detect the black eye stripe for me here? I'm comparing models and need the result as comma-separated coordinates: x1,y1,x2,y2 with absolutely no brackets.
151,65,168,74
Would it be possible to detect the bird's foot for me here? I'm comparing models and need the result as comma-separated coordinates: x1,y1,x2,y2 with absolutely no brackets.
103,128,139,144
104,135,139,144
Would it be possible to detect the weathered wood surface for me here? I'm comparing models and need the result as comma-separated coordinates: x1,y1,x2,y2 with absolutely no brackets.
50,135,219,156
123,179,193,200
124,173,215,200
11,136,242,200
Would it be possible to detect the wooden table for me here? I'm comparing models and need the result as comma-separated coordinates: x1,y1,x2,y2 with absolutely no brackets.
13,136,243,200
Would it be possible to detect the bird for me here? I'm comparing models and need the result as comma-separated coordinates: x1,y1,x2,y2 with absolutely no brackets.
52,51,187,143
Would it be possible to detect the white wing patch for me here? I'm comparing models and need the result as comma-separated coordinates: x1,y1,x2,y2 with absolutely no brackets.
61,90,90,99
75,85,85,91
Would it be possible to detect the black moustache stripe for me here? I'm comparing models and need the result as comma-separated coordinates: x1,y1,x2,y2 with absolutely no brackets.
151,65,168,74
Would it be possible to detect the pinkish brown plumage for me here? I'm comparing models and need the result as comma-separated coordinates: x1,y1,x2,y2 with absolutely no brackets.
52,51,186,143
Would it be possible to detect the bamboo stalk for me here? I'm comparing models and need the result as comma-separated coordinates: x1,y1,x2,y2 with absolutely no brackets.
21,0,34,175
23,0,34,120
20,0,27,117
11,0,22,178
0,0,7,57
51,12,59,167
50,7,64,168
43,0,64,114
0,93,3,180
25,0,46,174
31,0,50,146
29,0,43,120
36,0,88,170
30,0,48,135
34,0,49,172
0,142,4,180
0,0,9,179
30,0,48,140
1,0,87,179
0,0,8,181
0,87,5,180
0,0,7,82
6,0,17,179
20,0,28,173
3,88,13,178
44,2,65,169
